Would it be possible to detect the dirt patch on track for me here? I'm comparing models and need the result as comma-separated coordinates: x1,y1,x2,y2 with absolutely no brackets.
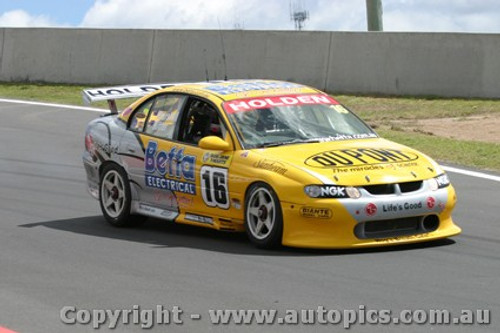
394,115,500,144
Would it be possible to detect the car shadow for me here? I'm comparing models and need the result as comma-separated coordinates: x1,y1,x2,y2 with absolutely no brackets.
19,215,456,256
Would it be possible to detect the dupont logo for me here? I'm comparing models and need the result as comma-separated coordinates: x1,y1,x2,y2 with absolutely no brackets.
305,148,419,168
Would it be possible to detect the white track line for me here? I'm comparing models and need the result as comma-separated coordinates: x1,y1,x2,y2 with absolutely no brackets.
443,166,500,183
1,97,499,182
0,98,105,112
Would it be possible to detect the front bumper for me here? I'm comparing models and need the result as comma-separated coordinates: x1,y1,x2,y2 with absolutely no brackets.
280,185,461,249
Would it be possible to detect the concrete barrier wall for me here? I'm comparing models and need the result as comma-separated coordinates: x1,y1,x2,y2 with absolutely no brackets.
0,28,499,98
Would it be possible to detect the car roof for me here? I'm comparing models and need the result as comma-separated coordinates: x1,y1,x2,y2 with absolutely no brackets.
163,79,321,101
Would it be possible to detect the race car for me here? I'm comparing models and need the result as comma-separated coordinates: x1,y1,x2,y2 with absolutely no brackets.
82,79,461,249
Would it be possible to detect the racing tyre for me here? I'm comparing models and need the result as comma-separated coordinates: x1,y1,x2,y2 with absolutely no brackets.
245,183,283,249
99,164,146,227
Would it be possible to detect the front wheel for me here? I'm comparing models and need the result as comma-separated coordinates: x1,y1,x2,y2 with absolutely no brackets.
245,183,283,249
99,164,145,227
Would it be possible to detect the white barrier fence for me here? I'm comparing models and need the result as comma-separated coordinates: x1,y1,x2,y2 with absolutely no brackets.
0,28,499,98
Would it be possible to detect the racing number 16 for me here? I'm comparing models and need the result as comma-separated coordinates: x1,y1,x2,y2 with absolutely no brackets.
201,166,230,209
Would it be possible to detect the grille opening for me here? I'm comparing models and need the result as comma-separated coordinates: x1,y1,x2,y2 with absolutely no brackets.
399,181,423,193
364,184,396,195
354,215,440,239
363,181,423,195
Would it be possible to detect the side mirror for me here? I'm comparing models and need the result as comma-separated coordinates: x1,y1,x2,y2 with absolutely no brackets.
198,136,231,151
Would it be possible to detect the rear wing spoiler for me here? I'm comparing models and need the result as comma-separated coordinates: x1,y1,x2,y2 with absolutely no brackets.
82,83,180,114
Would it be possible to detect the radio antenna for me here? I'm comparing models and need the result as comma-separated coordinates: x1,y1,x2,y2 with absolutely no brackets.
290,0,309,31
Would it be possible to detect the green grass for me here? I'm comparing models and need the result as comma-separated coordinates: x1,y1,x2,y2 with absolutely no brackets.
379,130,500,171
0,82,134,109
1,83,499,171
0,83,88,105
336,95,500,122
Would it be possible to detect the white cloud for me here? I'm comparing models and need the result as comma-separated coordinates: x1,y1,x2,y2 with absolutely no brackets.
2,0,498,32
80,0,363,30
0,10,56,28
82,0,246,29
80,0,500,32
383,0,500,32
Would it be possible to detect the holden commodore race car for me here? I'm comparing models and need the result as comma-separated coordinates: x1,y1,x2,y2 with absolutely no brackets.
82,79,461,249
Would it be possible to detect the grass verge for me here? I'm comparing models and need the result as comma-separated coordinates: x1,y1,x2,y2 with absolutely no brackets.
379,130,500,171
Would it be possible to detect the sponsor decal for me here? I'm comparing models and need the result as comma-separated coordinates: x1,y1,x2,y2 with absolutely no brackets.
319,133,378,142
153,190,178,208
204,81,303,96
435,174,450,188
304,185,348,198
300,207,332,219
85,84,172,100
231,198,242,210
382,201,423,212
137,203,178,220
185,213,213,225
253,159,288,175
202,152,232,166
177,196,194,208
305,148,419,168
224,94,336,113
96,141,119,155
427,197,436,209
365,203,378,217
332,165,384,174
144,141,196,195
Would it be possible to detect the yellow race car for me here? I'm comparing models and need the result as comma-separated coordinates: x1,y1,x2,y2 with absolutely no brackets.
82,80,461,249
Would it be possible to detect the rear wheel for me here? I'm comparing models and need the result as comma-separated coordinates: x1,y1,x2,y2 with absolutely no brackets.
245,183,283,249
99,164,146,227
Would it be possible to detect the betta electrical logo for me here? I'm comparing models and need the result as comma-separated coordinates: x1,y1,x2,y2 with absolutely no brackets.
144,141,197,195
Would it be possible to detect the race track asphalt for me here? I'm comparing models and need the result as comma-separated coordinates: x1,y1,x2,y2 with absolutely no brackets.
0,101,498,332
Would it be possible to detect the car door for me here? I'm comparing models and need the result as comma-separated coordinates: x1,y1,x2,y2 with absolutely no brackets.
118,93,187,219
162,97,235,226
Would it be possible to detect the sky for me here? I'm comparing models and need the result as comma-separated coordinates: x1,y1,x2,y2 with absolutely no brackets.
0,0,499,33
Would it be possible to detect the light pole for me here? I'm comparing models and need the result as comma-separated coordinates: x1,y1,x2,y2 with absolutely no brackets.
366,0,383,31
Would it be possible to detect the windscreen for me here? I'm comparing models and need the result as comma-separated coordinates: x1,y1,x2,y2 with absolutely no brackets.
223,94,377,148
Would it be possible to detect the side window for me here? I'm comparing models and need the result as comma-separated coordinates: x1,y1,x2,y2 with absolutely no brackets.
178,99,226,145
129,100,154,132
144,94,185,140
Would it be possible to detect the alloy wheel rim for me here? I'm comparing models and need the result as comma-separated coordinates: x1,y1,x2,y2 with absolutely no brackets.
247,188,275,240
101,170,126,218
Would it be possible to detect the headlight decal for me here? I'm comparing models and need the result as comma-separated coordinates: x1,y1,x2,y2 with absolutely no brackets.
429,173,450,191
435,173,451,188
304,185,358,199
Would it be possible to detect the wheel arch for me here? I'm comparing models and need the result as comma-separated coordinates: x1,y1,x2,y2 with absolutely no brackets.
99,160,123,178
243,180,284,248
